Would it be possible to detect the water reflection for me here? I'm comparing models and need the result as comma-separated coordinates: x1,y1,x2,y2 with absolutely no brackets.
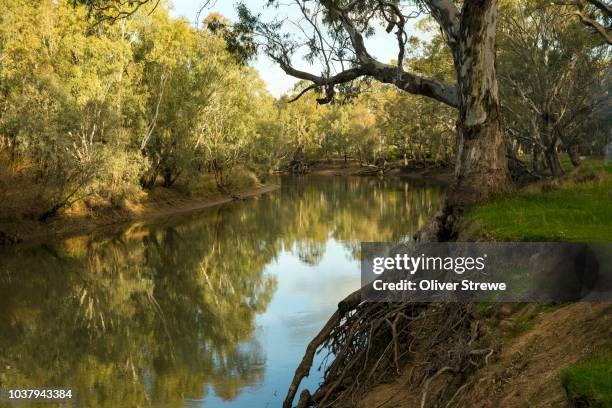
0,176,443,407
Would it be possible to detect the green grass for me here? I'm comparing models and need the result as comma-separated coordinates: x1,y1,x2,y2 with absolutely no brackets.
474,301,492,316
561,350,612,407
465,159,612,242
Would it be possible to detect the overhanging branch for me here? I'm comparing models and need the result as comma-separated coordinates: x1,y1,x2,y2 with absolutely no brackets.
574,9,612,44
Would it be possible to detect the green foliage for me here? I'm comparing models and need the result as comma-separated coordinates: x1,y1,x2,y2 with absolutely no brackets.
376,85,454,165
276,71,456,168
205,12,258,65
465,159,612,242
4,0,607,223
561,350,612,407
0,0,276,218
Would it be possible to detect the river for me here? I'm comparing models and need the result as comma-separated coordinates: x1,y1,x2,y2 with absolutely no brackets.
0,175,444,408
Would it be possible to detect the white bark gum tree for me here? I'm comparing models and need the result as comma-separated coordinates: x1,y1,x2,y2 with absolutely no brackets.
452,0,508,204
259,0,509,208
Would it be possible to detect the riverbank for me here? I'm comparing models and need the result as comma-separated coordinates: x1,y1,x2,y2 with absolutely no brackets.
306,160,455,185
360,302,611,408
0,159,452,247
301,158,612,408
0,183,279,246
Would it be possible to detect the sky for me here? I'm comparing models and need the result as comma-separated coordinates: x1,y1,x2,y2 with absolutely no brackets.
168,0,420,97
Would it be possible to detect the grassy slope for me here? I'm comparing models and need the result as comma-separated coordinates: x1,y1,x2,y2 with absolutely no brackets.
462,158,612,406
463,158,612,242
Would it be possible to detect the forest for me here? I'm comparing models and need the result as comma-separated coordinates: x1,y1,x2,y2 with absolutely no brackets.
1,0,608,233
0,0,611,407
0,0,451,226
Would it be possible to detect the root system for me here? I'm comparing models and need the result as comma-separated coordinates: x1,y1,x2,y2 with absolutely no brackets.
284,289,494,408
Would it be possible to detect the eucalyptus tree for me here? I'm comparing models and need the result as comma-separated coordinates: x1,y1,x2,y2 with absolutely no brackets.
1,0,292,224
318,102,353,161
498,0,611,175
347,102,380,164
0,0,145,218
130,4,269,190
195,67,266,190
241,0,510,206
204,12,259,64
377,35,457,166
276,87,327,168
380,88,455,164
132,7,202,188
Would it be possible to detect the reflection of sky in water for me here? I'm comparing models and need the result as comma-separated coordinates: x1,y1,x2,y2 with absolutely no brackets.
191,239,361,407
0,176,443,408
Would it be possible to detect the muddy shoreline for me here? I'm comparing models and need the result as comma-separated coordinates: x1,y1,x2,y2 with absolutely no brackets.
0,184,279,247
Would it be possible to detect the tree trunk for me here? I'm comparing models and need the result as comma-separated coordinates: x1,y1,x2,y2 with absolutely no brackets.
536,109,565,177
39,202,64,222
543,145,564,177
451,0,509,206
530,144,541,174
162,165,182,187
141,159,162,189
567,144,581,167
10,137,17,163
540,117,564,177
290,146,309,174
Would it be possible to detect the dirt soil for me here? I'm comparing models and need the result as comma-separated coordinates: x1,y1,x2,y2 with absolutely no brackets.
360,302,612,408
0,184,279,246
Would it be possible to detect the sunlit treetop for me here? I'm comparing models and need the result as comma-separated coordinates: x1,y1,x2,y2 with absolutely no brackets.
71,0,158,22
204,12,258,65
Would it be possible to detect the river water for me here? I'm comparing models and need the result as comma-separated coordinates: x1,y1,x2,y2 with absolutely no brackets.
0,175,444,408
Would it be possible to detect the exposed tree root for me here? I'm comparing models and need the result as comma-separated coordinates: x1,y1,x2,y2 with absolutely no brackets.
284,290,494,408
421,366,455,408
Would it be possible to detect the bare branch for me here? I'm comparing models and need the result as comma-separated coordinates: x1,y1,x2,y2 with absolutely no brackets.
277,1,459,106
574,9,612,44
82,0,160,24
276,55,459,107
287,84,319,103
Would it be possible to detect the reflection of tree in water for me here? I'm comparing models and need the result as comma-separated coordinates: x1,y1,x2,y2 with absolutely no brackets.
276,176,444,260
0,207,278,408
295,241,327,266
0,176,443,407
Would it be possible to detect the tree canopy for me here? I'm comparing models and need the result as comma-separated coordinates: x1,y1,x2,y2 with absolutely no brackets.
0,0,609,224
